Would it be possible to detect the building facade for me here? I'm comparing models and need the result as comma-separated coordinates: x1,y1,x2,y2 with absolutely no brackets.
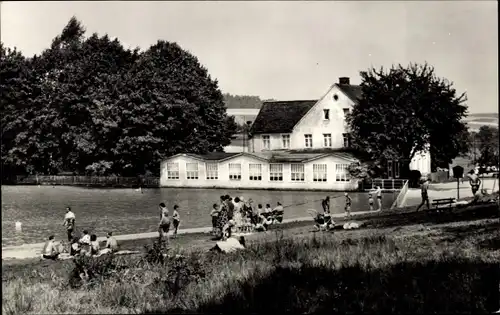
161,76,432,190
160,151,359,191
249,77,431,178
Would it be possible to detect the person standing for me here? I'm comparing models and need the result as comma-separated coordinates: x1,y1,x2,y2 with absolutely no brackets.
468,171,482,196
368,193,374,211
416,178,431,211
172,205,181,238
321,196,330,214
372,186,383,211
158,203,170,242
63,206,76,242
210,204,220,235
344,193,352,219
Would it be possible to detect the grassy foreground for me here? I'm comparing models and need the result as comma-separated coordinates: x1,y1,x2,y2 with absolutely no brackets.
2,203,499,314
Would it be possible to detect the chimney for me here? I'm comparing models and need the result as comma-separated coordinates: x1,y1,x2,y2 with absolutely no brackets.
339,77,350,85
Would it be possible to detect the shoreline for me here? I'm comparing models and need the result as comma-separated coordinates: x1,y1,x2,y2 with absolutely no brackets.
1,183,401,192
2,211,378,261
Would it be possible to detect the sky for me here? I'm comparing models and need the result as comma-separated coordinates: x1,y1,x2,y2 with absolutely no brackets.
1,1,498,114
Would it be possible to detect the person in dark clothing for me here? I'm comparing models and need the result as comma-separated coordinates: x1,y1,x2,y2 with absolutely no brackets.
321,196,330,213
416,178,431,211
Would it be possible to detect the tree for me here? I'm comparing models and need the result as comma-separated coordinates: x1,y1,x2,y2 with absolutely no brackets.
476,126,499,168
3,17,237,176
346,63,469,176
107,40,235,175
0,43,35,179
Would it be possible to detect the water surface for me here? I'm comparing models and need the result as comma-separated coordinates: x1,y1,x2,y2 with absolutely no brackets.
1,186,396,246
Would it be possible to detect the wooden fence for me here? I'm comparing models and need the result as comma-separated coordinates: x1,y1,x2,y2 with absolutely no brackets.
15,175,160,188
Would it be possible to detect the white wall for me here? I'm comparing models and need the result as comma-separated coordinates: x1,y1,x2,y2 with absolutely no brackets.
160,154,358,191
410,149,432,175
292,85,354,150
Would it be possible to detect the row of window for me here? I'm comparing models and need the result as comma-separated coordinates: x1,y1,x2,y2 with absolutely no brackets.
322,108,350,121
262,133,351,150
166,162,351,182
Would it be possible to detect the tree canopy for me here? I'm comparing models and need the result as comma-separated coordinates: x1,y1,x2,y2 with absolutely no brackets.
475,126,499,168
346,63,470,176
1,17,236,177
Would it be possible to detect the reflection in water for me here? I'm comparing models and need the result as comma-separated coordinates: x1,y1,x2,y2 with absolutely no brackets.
1,186,397,246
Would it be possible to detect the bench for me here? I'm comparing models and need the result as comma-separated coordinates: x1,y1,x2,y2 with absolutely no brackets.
430,198,456,213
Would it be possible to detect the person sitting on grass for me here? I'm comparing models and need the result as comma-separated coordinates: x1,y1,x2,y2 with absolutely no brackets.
272,202,284,223
105,232,119,253
70,236,81,256
265,204,272,213
79,230,91,255
42,235,60,260
90,234,100,256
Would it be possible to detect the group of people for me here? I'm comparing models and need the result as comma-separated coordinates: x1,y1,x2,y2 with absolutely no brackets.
158,202,181,242
42,207,119,260
209,195,285,240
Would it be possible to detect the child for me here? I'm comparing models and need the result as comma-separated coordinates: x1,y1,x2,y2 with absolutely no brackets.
344,193,352,219
368,193,374,211
210,204,219,235
265,204,272,213
90,234,100,256
172,205,181,238
158,202,170,242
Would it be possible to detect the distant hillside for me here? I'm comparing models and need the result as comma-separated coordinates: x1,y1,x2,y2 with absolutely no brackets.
223,93,276,109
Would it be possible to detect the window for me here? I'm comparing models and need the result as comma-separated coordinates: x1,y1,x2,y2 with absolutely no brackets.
335,164,350,182
387,160,393,179
249,163,262,181
313,164,327,182
291,164,305,182
282,134,290,149
269,164,283,181
166,163,180,180
186,163,199,179
229,163,242,180
323,133,332,147
206,163,218,180
262,135,270,150
323,109,330,120
394,161,400,178
343,108,350,116
342,133,350,148
304,134,313,148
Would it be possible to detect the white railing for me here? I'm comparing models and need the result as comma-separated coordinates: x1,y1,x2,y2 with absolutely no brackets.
390,179,409,209
362,178,407,191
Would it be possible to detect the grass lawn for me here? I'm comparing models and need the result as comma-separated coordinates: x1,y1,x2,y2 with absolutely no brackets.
2,203,499,314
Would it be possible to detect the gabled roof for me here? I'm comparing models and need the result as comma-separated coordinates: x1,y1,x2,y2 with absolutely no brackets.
335,83,363,103
250,100,317,134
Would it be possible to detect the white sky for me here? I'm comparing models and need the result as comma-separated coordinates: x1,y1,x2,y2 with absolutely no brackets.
1,1,498,113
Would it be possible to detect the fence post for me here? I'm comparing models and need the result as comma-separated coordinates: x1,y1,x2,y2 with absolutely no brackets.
392,179,394,190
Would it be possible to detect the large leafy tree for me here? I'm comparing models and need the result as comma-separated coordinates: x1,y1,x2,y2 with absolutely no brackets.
476,126,499,168
110,40,235,175
347,63,469,176
4,17,236,176
0,44,37,178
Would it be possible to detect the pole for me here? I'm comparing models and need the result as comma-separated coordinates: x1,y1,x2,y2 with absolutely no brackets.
457,177,460,200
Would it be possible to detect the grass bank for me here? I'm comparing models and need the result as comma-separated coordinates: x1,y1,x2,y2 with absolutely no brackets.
2,203,499,314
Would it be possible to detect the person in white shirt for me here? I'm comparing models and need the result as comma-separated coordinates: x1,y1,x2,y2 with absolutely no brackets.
79,230,91,255
371,186,383,211
42,235,60,260
63,206,76,242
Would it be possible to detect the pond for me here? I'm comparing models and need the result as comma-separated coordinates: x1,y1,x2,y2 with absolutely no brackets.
1,186,397,247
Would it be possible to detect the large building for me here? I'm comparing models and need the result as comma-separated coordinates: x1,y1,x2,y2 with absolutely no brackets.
161,77,431,190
